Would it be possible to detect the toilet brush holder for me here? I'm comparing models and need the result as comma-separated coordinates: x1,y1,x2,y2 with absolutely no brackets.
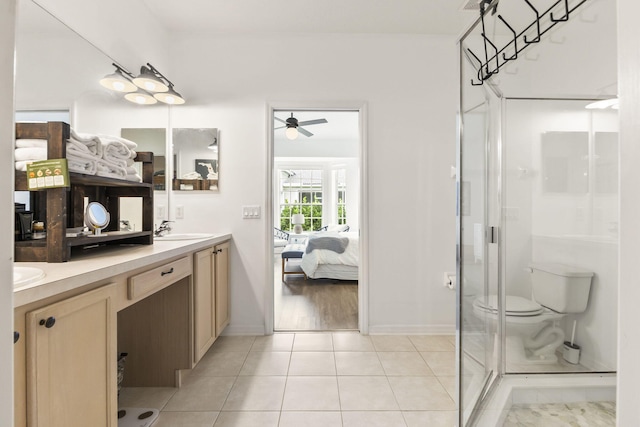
563,341,581,364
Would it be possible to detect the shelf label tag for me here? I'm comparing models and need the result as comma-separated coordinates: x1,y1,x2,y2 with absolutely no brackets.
26,159,70,190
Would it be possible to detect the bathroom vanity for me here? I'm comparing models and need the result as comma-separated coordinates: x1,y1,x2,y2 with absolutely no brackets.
13,234,231,427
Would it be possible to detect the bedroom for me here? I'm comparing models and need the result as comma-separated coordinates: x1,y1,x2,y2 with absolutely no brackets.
272,110,361,331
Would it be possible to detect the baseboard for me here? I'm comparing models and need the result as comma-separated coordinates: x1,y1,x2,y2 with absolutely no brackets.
368,324,456,335
221,324,266,336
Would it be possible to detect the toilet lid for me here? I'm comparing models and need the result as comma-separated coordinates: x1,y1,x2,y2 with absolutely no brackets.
474,295,544,316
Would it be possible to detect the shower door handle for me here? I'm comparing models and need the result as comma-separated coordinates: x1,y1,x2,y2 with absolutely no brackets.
487,226,499,244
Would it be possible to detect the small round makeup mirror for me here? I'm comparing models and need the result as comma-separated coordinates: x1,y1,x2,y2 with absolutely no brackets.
85,202,110,236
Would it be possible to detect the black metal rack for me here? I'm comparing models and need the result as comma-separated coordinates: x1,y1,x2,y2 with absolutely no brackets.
468,0,590,86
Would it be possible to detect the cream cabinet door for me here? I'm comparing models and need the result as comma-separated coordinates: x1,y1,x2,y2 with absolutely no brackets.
194,247,216,363
215,241,230,337
26,284,117,427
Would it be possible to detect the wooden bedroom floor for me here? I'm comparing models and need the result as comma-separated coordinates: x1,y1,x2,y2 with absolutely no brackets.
274,257,358,331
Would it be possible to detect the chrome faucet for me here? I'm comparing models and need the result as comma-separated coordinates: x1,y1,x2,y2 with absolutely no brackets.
154,220,173,236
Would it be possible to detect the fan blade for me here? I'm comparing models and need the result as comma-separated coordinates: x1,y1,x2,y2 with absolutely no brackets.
274,116,287,124
297,118,327,126
274,125,286,130
298,127,314,137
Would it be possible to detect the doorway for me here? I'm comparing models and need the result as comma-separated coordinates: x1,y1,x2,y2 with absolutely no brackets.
267,106,366,332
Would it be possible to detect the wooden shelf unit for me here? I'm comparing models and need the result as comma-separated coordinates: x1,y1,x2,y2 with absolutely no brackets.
14,121,155,263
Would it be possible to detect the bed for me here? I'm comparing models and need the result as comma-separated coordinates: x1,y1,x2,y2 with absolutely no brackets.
300,231,359,280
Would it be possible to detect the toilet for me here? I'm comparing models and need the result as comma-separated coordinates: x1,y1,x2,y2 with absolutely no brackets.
473,262,594,365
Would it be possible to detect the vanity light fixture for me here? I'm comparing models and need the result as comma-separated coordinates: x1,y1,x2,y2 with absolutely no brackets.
133,64,169,93
99,63,137,93
585,98,619,110
153,84,186,105
124,90,158,105
100,62,186,105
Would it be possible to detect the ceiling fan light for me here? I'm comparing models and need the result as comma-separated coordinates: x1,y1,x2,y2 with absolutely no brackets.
132,66,169,93
124,90,158,105
285,126,299,140
99,70,137,93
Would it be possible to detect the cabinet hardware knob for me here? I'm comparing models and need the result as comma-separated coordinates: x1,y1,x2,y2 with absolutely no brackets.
39,317,56,328
161,267,174,276
14,331,19,344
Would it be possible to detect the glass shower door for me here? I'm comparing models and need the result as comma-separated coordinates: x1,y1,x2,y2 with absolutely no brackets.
457,45,501,426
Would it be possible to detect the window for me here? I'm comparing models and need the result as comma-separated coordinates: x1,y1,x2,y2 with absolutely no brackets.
337,169,347,225
279,169,323,231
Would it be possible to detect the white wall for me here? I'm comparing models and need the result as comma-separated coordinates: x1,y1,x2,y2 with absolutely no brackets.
163,33,458,334
617,0,640,423
1,1,16,425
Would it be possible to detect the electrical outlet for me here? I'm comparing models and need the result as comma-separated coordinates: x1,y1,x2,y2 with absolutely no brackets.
176,205,184,219
242,205,261,219
156,206,165,219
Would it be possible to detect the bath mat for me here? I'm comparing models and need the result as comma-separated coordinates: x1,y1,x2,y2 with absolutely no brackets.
117,407,159,427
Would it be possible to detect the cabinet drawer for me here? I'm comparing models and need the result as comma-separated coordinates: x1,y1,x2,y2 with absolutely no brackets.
128,257,191,301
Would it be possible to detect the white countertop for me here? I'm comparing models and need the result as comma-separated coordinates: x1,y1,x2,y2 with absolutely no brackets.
13,233,232,307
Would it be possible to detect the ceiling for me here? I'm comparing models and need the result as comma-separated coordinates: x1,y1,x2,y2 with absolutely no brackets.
139,0,478,36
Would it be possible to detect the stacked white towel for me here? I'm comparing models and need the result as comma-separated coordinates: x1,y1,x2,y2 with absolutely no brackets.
14,139,47,171
67,130,142,182
15,131,143,183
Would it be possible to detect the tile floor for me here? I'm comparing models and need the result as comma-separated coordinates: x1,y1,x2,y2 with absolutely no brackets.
119,332,457,427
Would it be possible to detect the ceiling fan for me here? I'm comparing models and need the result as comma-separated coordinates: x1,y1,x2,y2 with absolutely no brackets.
275,113,328,140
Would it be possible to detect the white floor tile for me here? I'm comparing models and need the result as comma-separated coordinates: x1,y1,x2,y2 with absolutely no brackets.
403,410,457,427
420,351,456,376
152,411,219,427
282,376,341,410
378,352,434,376
213,411,279,427
192,351,248,377
251,333,295,352
163,376,236,411
388,376,456,411
222,376,286,411
288,351,336,375
371,336,416,352
338,376,400,410
335,352,385,376
239,351,291,376
332,332,375,351
409,336,456,352
279,411,342,427
342,411,407,427
210,336,256,352
118,387,176,411
293,333,334,351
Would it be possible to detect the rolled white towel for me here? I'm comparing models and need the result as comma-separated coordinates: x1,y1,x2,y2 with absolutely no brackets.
16,139,47,148
15,147,47,161
70,129,103,156
67,155,97,175
67,140,98,158
102,141,132,165
97,134,138,150
125,173,142,183
96,159,127,179
15,160,34,171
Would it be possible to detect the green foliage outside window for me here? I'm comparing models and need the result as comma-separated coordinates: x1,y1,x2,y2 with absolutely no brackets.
280,197,323,231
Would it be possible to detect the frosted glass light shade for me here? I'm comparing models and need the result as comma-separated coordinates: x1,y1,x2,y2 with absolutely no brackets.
154,87,185,104
285,127,299,140
132,67,169,93
99,71,137,93
124,91,158,105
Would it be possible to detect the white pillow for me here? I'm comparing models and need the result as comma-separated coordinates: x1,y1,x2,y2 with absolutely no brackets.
327,224,349,232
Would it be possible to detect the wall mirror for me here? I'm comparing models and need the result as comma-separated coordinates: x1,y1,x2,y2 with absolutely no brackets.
121,127,220,192
541,131,589,194
14,0,170,230
173,128,219,191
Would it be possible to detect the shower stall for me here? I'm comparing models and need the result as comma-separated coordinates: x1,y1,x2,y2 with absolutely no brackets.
457,0,618,425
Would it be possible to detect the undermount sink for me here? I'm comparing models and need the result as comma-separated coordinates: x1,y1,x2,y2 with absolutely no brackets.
155,233,215,241
14,266,45,287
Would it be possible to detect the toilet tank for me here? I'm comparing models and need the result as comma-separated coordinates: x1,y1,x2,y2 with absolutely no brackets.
529,263,594,313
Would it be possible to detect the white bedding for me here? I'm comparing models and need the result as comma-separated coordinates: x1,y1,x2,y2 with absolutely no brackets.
301,231,359,279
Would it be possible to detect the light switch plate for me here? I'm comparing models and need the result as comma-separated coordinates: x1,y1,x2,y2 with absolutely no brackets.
242,205,261,219
176,205,184,219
